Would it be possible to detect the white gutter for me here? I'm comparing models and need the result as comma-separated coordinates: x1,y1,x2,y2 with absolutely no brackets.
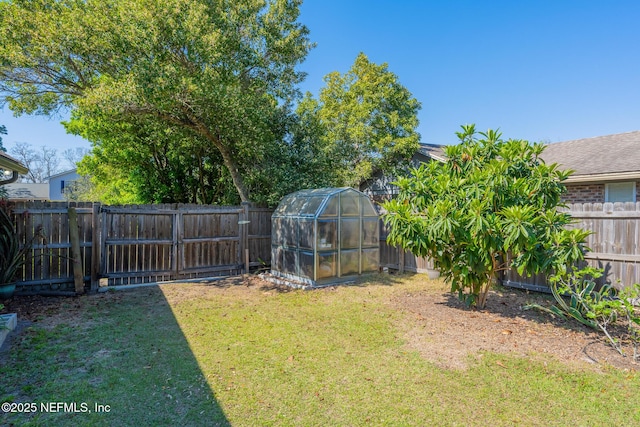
564,171,640,184
0,152,28,175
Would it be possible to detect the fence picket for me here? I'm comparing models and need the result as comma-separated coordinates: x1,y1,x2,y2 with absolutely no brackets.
503,202,640,290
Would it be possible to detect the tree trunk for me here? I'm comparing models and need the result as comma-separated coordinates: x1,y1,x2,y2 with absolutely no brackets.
190,119,252,204
216,143,251,204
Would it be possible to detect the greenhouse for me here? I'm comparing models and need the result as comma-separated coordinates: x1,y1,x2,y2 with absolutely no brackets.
271,187,380,286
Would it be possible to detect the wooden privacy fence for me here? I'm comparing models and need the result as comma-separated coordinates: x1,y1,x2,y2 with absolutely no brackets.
379,219,438,276
10,201,272,294
380,202,640,291
11,200,638,295
504,202,640,290
11,202,94,294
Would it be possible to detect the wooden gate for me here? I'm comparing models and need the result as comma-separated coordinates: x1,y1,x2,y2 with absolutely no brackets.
10,202,272,293
99,204,268,286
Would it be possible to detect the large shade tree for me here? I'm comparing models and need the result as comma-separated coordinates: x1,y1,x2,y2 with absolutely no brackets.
0,0,312,204
298,53,421,189
66,111,238,204
383,125,590,309
0,125,6,152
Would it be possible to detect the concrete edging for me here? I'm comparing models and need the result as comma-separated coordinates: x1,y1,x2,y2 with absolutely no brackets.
0,313,18,348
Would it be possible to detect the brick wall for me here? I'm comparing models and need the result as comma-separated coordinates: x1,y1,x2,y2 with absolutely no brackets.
562,181,640,204
562,183,605,203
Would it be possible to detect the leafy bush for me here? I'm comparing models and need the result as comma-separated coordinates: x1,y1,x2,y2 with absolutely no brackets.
383,125,590,309
0,200,41,286
0,200,24,285
527,266,640,359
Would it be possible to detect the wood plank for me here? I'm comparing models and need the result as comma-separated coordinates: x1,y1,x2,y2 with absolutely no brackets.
68,207,85,294
585,253,640,263
570,211,640,218
182,236,241,244
103,238,173,245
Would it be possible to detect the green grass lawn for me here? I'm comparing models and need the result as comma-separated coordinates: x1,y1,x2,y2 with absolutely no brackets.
1,274,638,426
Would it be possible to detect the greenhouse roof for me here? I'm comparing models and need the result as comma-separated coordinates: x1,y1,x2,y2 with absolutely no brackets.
273,187,377,218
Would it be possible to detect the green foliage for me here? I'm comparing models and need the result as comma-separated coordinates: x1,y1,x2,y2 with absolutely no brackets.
67,112,236,205
0,0,313,204
0,201,23,284
527,266,640,359
383,124,590,309
0,200,40,285
297,52,421,189
0,124,6,152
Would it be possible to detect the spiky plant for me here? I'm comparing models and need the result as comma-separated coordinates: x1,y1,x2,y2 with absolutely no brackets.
0,200,29,285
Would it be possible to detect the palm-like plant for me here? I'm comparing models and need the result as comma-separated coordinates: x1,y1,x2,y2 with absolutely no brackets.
0,201,30,287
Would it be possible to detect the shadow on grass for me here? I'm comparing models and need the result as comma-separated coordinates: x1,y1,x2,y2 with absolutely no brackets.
0,287,230,427
436,284,596,333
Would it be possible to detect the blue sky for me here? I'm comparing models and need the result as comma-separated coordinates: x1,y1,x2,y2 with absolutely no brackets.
1,0,639,152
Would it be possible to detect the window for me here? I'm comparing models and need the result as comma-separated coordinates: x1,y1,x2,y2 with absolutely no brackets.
60,180,65,194
605,182,636,203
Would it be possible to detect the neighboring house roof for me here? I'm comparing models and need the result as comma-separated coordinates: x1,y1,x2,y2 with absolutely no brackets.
0,151,29,186
541,131,640,183
416,143,447,163
0,151,28,174
47,168,78,180
4,183,49,200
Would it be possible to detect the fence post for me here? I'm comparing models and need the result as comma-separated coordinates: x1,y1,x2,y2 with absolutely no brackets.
100,207,108,287
172,204,181,280
68,206,85,294
90,203,101,292
240,202,251,274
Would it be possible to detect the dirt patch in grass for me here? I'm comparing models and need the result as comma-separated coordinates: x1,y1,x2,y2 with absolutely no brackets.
2,274,638,373
391,282,639,371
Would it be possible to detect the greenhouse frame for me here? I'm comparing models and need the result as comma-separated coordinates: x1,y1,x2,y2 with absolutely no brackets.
271,187,380,286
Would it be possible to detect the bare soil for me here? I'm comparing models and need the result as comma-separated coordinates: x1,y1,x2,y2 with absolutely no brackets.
2,275,638,372
390,282,640,371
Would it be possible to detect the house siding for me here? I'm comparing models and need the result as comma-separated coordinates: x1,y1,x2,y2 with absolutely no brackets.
562,181,640,204
49,170,80,201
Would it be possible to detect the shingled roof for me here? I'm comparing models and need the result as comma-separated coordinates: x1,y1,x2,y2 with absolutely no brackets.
540,131,640,183
0,150,28,185
0,150,28,175
416,143,447,162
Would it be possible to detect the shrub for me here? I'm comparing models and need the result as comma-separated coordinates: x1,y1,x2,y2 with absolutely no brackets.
527,266,640,359
383,125,590,309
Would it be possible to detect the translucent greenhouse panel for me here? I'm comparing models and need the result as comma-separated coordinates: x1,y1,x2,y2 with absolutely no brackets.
283,249,297,275
362,219,379,247
320,194,339,217
317,251,337,279
273,195,294,216
317,220,337,250
271,217,283,245
298,219,314,249
361,248,379,273
361,199,378,217
272,246,284,271
299,251,314,279
340,250,360,276
282,218,297,247
340,218,360,249
286,195,310,216
300,197,324,216
340,192,360,216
